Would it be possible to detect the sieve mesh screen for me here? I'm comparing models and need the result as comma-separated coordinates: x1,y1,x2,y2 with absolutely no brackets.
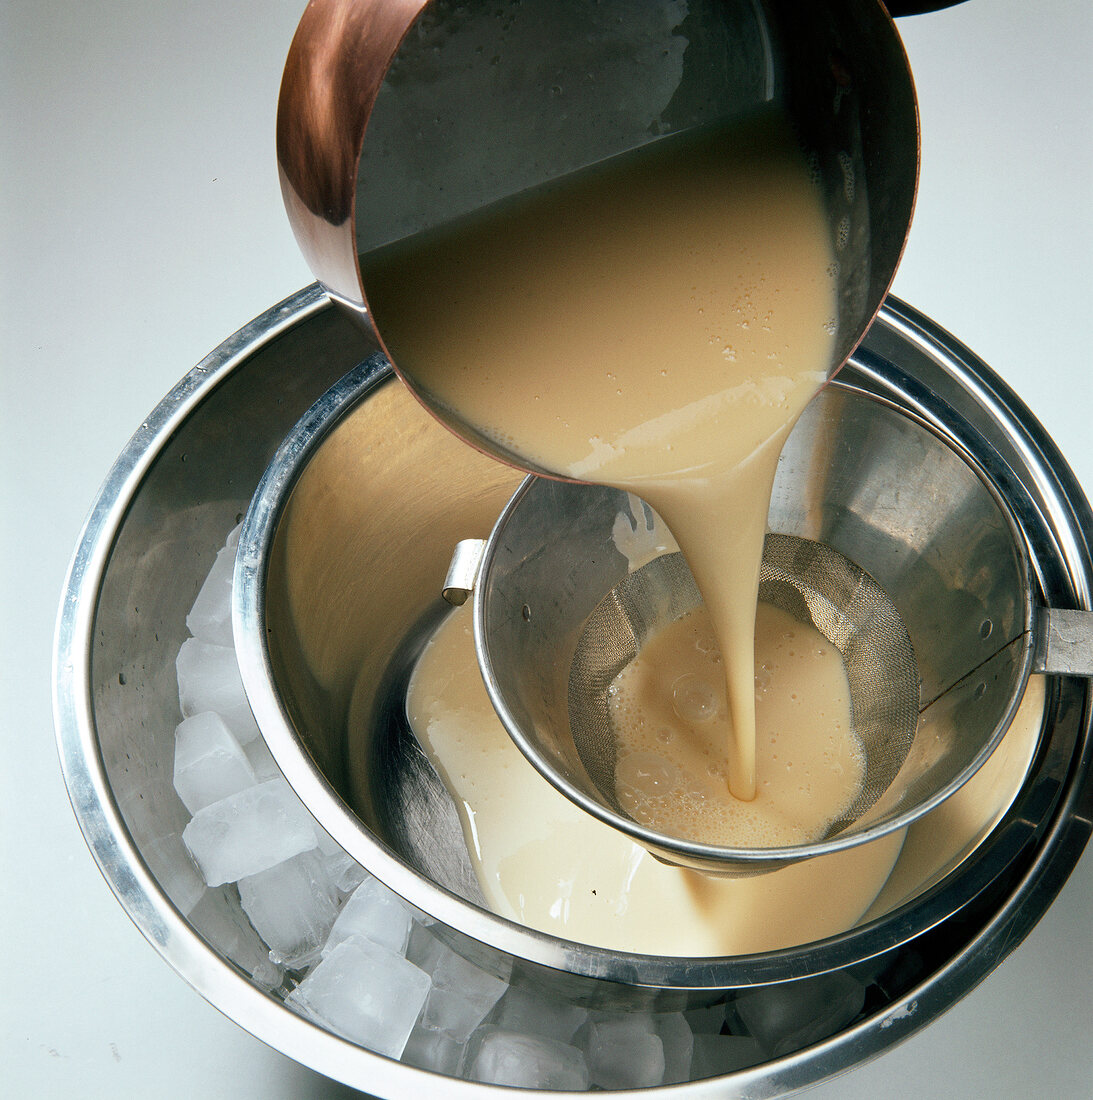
567,533,919,843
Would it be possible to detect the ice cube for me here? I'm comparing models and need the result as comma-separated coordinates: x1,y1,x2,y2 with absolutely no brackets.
405,923,448,974
238,849,340,969
734,971,866,1056
464,1027,590,1090
420,947,509,1043
242,736,281,781
329,853,368,897
577,1013,665,1090
324,875,414,957
176,636,261,743
314,824,344,858
188,885,284,992
690,1032,764,1078
653,1011,695,1086
310,828,367,895
186,542,236,646
684,1001,728,1035
402,1024,465,1075
493,985,589,1044
286,938,430,1059
182,778,317,886
143,830,206,916
173,711,256,814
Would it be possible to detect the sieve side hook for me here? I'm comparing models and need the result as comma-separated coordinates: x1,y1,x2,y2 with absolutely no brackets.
442,539,486,606
1033,607,1093,676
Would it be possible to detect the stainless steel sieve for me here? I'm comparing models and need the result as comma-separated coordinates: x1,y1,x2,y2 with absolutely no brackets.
444,374,1093,874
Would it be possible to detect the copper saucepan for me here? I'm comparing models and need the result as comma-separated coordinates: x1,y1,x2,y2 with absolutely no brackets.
276,0,919,474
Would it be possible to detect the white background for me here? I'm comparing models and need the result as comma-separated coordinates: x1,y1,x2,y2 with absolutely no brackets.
3,1,1091,1097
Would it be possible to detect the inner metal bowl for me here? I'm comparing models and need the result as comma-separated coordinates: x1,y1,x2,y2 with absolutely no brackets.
234,297,1087,990
53,287,1093,1095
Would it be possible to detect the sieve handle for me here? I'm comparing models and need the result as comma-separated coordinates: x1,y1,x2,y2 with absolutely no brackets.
1033,607,1093,676
442,539,486,606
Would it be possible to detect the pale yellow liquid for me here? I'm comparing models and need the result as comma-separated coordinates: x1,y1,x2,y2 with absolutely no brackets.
406,602,903,955
610,602,863,848
363,109,838,801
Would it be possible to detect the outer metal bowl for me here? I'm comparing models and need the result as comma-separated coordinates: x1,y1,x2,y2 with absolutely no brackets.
55,287,1093,1096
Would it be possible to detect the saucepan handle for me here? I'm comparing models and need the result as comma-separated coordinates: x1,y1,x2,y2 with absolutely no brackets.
442,540,487,606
